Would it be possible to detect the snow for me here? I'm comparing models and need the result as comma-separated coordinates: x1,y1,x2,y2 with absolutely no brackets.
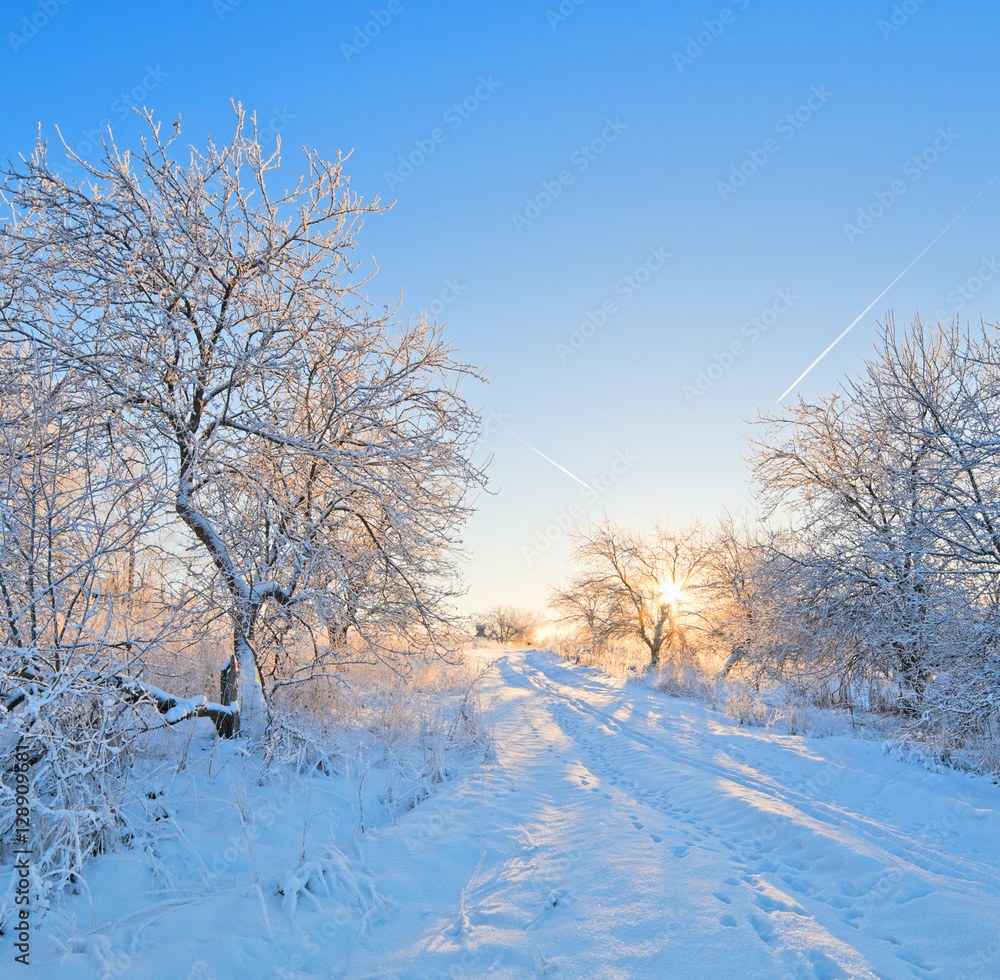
115,675,239,725
14,648,1000,979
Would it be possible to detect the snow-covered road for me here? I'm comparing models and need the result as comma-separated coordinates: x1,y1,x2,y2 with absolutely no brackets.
342,649,1000,979
25,648,1000,979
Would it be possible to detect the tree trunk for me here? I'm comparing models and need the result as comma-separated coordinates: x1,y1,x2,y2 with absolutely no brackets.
720,644,746,677
648,604,671,670
327,620,349,647
215,655,240,738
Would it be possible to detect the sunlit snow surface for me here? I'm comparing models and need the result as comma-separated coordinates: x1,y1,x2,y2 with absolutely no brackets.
21,649,1000,979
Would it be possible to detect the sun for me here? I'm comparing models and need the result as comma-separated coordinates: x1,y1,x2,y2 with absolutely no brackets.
658,577,683,605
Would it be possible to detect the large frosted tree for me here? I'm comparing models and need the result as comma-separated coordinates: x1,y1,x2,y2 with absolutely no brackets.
0,107,485,735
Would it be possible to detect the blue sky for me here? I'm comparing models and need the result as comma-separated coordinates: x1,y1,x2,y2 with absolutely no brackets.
4,0,999,618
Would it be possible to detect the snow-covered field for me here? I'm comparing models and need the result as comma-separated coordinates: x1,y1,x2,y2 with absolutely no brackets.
16,649,1000,979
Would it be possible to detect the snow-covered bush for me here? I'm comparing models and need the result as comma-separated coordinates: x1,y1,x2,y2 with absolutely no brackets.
0,365,152,919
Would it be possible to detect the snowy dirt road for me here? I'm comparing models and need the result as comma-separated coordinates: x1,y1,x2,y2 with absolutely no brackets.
23,648,1000,980
339,649,1000,980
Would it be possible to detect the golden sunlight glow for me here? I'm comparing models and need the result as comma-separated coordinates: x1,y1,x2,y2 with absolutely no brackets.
658,578,683,605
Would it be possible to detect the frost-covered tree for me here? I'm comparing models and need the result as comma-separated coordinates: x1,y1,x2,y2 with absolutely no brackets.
550,519,709,669
0,106,485,736
702,515,787,679
752,314,1000,719
478,605,541,645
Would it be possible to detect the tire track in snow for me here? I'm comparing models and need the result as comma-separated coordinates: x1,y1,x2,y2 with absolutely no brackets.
512,653,1000,894
497,651,1000,979
339,649,1000,980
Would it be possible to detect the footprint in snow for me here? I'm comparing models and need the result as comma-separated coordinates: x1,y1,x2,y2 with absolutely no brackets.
748,912,777,945
896,947,934,971
713,891,732,904
837,907,863,928
894,883,930,904
719,914,738,927
806,948,850,980
754,893,807,916
650,834,663,843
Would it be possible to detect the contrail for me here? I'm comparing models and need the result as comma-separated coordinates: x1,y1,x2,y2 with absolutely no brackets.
502,427,595,492
777,173,1000,403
